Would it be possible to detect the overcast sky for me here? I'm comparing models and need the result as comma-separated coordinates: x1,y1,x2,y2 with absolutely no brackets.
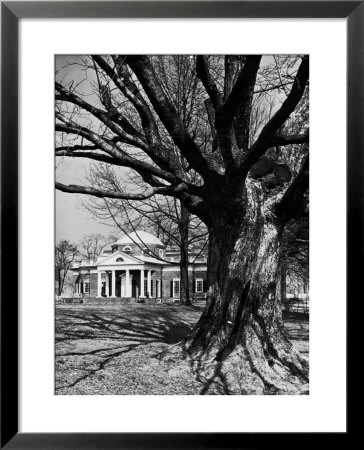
55,56,117,243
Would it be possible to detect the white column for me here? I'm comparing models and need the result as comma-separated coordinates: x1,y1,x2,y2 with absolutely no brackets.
147,270,152,297
105,272,109,297
111,270,116,297
97,272,102,297
140,269,145,297
125,270,130,297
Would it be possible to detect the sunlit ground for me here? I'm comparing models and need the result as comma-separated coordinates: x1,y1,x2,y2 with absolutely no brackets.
55,304,309,395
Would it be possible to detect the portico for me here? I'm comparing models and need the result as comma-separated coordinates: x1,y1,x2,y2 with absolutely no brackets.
97,267,155,298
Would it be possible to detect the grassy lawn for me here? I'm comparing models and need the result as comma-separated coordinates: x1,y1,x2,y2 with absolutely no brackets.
55,304,308,395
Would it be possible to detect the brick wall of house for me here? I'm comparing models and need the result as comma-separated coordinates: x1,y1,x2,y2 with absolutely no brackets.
161,270,180,298
71,266,207,300
160,269,207,299
73,272,98,298
72,272,79,293
89,273,98,296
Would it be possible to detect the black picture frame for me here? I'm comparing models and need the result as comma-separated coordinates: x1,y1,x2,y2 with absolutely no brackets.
1,1,358,448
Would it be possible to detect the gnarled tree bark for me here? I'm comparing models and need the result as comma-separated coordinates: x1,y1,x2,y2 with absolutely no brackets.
183,179,308,394
179,203,191,306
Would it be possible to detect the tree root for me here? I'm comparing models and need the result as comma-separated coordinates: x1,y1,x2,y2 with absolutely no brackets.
155,316,309,395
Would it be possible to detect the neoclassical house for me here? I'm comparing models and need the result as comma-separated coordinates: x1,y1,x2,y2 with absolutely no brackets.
72,230,207,301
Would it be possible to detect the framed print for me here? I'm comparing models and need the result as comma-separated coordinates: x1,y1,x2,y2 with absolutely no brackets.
1,0,358,447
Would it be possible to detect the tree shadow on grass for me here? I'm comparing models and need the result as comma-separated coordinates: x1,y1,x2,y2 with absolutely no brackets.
194,360,233,395
55,307,194,392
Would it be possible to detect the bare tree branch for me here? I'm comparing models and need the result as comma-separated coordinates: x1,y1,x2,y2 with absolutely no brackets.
242,55,309,173
55,82,149,151
125,55,218,181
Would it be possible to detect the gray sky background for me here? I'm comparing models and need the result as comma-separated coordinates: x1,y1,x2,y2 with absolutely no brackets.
56,180,116,243
55,55,117,243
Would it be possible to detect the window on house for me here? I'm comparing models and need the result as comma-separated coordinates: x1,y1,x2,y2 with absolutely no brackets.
195,278,204,293
173,279,180,297
159,249,163,258
116,257,124,262
123,246,132,254
84,281,90,294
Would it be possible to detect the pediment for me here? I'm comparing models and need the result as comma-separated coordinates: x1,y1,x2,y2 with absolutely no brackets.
97,251,142,266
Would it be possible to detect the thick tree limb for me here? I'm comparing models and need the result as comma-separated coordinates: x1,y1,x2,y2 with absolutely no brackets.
272,132,309,147
215,56,262,166
196,56,223,109
218,55,262,129
242,56,309,173
56,181,188,201
55,150,118,165
55,133,138,153
204,99,218,151
92,56,159,145
56,182,159,200
56,144,97,152
275,155,309,223
224,55,240,100
56,180,206,222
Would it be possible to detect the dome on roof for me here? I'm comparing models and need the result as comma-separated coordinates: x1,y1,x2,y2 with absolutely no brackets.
116,230,165,247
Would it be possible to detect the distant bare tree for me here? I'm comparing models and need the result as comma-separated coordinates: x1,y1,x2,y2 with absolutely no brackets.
79,233,117,260
55,240,78,296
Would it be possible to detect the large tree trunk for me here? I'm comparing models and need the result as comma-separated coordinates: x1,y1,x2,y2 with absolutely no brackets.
280,265,287,306
179,204,191,306
182,182,308,394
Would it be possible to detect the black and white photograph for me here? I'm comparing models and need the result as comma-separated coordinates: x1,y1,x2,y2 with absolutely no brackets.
55,54,309,396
